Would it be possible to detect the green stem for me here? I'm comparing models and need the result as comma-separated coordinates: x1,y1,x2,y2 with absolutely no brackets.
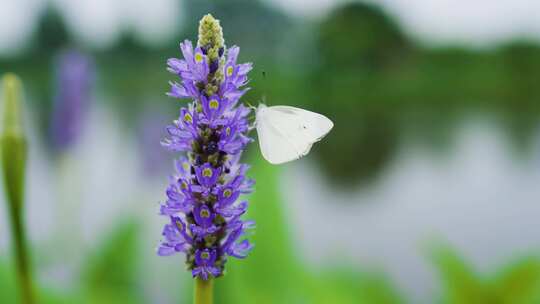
194,278,213,304
7,195,34,304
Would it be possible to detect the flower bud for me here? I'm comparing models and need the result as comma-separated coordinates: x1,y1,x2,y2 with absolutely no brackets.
198,14,224,63
1,73,27,210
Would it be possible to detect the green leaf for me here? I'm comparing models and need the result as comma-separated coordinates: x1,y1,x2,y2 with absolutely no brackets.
215,153,307,304
215,152,406,304
430,246,540,304
0,259,18,303
305,269,406,304
492,257,540,304
357,272,405,304
80,220,143,304
430,246,489,304
0,259,78,303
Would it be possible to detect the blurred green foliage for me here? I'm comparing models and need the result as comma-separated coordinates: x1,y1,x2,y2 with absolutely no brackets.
215,156,304,304
0,221,143,304
431,246,540,304
303,269,405,304
0,156,407,304
0,260,77,304
80,221,143,304
215,155,406,304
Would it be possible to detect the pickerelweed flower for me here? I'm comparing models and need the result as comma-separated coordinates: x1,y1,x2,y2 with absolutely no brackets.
51,50,93,150
157,14,255,281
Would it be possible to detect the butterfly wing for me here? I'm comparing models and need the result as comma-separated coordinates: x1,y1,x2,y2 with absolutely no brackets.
256,105,333,164
274,106,334,142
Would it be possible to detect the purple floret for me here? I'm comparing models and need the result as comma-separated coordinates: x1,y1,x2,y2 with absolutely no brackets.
193,249,221,280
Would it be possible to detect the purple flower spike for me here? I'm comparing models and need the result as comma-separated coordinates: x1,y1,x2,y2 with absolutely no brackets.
157,14,255,281
51,49,94,150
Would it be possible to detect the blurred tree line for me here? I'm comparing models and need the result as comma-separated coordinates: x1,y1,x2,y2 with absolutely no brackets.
1,1,539,186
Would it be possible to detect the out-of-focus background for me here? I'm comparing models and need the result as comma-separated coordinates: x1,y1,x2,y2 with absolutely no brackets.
1,0,540,303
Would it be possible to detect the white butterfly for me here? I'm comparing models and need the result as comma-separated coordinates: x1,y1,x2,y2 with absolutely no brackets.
255,104,334,165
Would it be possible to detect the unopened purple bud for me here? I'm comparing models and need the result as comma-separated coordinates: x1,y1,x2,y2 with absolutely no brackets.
205,142,218,154
209,60,219,74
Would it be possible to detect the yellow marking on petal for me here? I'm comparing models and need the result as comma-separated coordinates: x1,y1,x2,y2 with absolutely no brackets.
200,208,210,218
201,251,210,259
209,99,219,109
180,181,188,189
182,162,190,171
223,189,232,198
195,53,203,63
175,220,183,231
202,168,213,177
184,113,193,123
226,66,234,77
225,127,231,136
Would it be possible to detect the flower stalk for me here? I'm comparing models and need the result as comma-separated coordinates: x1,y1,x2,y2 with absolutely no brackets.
194,277,214,304
1,74,34,304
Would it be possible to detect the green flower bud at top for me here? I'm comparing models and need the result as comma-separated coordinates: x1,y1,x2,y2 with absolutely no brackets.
198,14,225,97
1,73,27,210
198,14,224,62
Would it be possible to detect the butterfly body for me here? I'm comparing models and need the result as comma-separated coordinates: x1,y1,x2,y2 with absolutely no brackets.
255,104,334,164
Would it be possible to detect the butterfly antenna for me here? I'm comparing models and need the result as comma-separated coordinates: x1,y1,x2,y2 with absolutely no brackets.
261,70,268,106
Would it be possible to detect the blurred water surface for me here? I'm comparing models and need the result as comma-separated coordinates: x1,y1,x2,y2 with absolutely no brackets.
284,116,540,302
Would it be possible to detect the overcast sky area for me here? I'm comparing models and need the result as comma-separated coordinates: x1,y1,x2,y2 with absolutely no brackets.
0,0,539,55
270,0,540,46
